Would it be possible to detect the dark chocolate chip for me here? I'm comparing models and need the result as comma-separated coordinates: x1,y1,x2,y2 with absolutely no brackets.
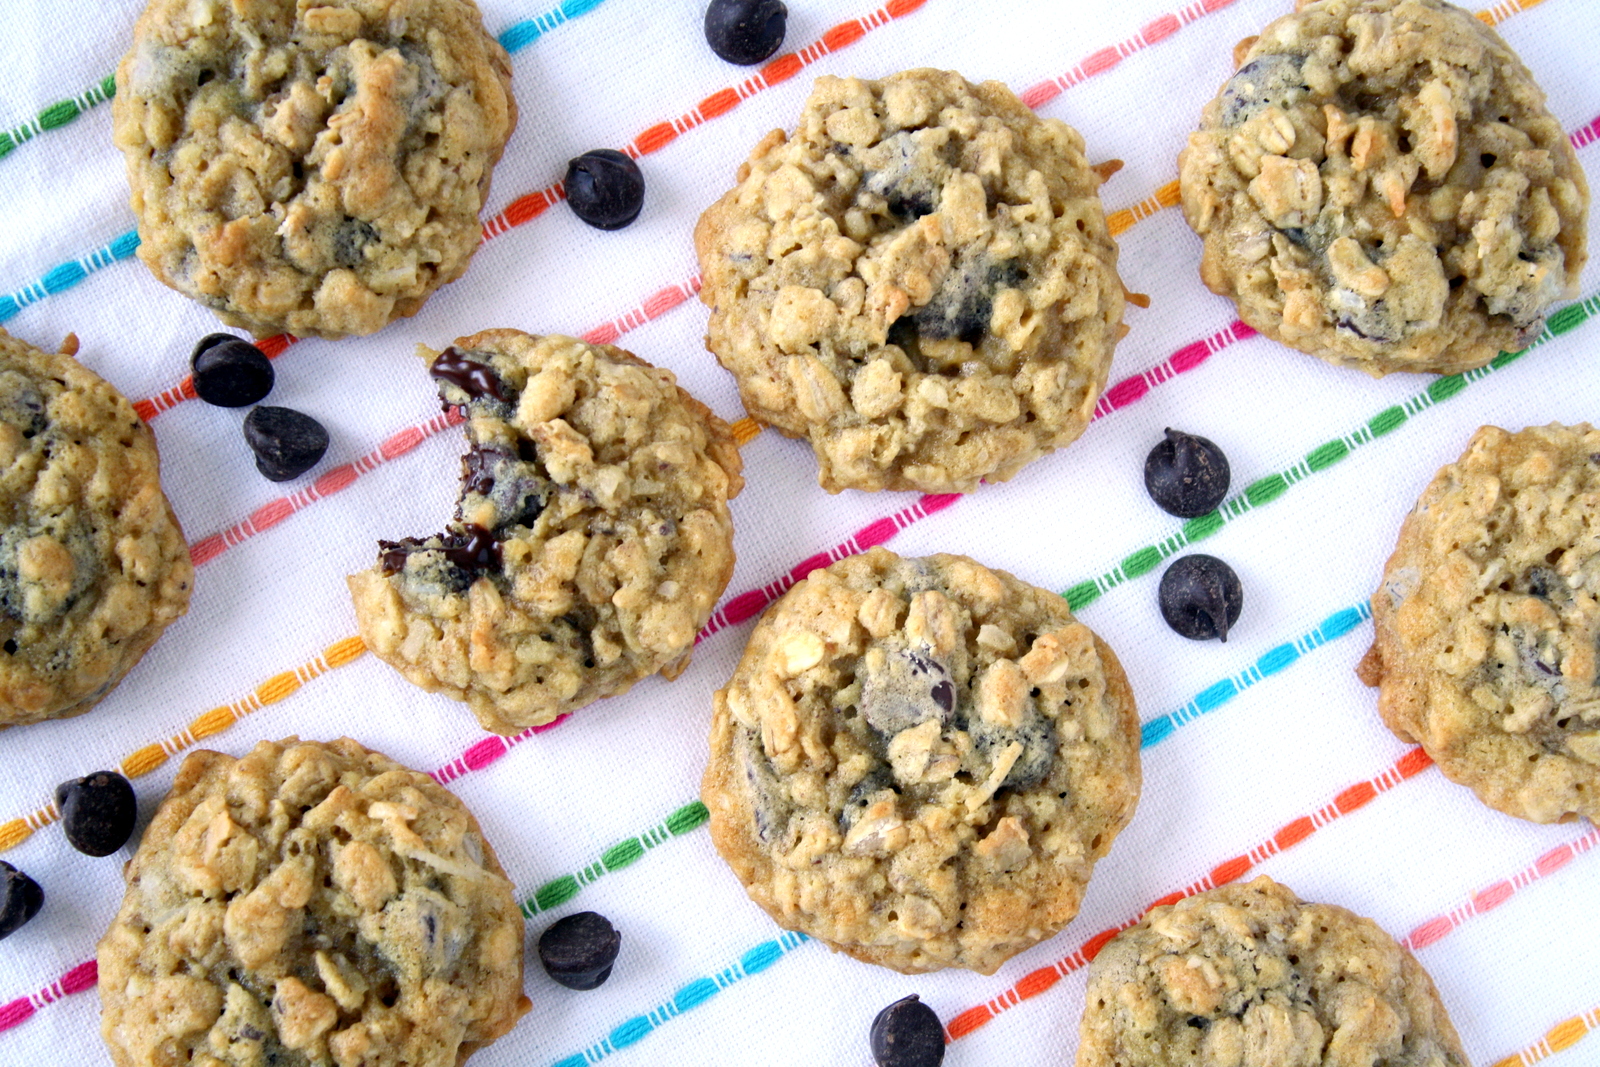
1159,554,1244,642
333,217,379,267
870,994,945,1067
243,406,329,481
538,911,622,990
430,347,516,404
1144,428,1231,518
1219,53,1308,127
703,0,787,65
0,861,43,940
54,770,137,856
191,336,274,407
930,680,954,713
438,524,502,573
565,149,646,231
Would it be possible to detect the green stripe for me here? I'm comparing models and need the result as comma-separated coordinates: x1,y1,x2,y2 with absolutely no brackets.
522,800,709,917
0,74,116,160
1058,290,1600,608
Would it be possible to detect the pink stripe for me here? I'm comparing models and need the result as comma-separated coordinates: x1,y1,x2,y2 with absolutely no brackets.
1571,115,1600,150
1402,825,1600,950
59,961,96,995
0,998,33,1031
1093,319,1250,419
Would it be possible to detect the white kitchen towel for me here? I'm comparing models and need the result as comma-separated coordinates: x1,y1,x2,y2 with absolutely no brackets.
0,0,1597,1064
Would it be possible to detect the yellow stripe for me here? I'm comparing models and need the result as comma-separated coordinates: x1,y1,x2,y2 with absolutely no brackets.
1479,0,1547,26
1491,1006,1599,1067
2,636,369,854
731,417,763,446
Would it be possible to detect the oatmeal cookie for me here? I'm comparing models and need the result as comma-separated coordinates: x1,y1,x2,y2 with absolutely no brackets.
112,0,517,339
695,69,1125,494
1076,877,1468,1067
0,328,191,728
98,738,530,1067
702,548,1140,974
1361,423,1600,823
348,330,743,735
1179,0,1588,376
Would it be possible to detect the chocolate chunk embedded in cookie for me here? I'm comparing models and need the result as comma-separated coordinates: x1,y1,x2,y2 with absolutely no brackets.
695,69,1126,493
97,738,530,1067
1364,423,1600,824
112,0,517,339
1076,877,1469,1067
0,329,191,728
703,548,1141,974
348,331,743,734
1179,0,1588,376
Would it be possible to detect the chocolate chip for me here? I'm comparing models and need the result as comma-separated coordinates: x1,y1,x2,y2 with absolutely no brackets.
429,347,515,404
55,771,137,856
703,0,787,65
1219,53,1307,127
1144,428,1231,518
243,406,329,481
870,994,945,1067
1159,555,1244,642
565,150,646,231
0,861,42,940
930,680,954,713
333,217,378,267
191,335,274,407
538,911,622,990
379,524,503,581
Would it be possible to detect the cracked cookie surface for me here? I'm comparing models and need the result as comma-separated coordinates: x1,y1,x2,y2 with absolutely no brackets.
1362,423,1600,823
702,548,1140,974
113,0,516,339
1076,877,1468,1067
695,69,1125,493
1179,0,1588,376
0,328,191,728
348,330,743,735
97,737,530,1067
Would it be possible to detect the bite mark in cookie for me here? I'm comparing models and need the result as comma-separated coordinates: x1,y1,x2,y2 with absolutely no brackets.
348,331,742,735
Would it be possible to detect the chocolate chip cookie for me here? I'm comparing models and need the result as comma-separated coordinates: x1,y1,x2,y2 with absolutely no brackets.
1076,877,1469,1067
1361,423,1600,824
695,69,1126,493
1179,0,1588,376
98,738,530,1067
112,0,517,339
702,548,1141,974
348,330,743,735
0,328,191,728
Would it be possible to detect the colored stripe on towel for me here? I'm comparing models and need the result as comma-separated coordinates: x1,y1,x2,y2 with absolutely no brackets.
943,747,1435,1042
1061,290,1600,611
0,636,367,854
1401,824,1600,952
478,0,931,240
1492,1004,1600,1067
1140,602,1371,748
521,801,710,917
545,932,811,1067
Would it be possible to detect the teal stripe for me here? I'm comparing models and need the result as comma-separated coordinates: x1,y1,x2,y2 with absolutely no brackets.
545,932,809,1067
0,229,140,324
1059,290,1600,610
499,0,615,52
1139,602,1372,749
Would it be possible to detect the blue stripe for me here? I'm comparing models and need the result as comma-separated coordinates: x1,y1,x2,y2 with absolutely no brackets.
0,229,140,325
1141,603,1369,750
499,0,613,52
546,933,808,1067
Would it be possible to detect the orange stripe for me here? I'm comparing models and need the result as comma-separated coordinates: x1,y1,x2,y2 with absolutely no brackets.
943,748,1433,1043
0,637,368,855
1490,1005,1600,1067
